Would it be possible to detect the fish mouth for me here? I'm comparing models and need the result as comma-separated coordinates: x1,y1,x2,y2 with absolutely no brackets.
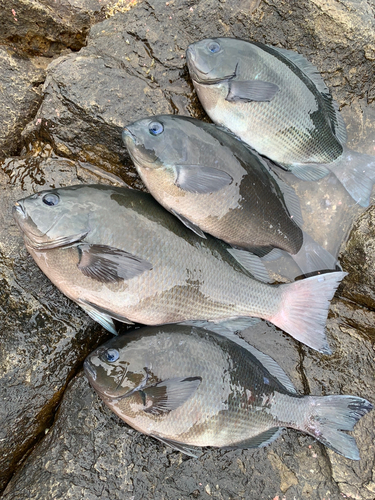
186,46,237,84
13,201,26,218
84,359,97,382
122,127,139,146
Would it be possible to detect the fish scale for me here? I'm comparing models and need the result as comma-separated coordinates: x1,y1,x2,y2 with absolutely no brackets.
84,325,373,459
13,185,345,352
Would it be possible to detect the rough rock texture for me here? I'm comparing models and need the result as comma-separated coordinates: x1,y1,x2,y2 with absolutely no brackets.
0,0,117,56
0,151,126,491
340,207,375,312
2,304,374,500
0,48,47,158
1,0,375,498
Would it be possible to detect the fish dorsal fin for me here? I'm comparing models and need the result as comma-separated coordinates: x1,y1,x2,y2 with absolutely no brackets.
142,377,202,416
227,247,273,283
175,165,233,194
271,46,347,145
77,243,153,283
170,209,206,238
261,159,304,227
150,435,202,458
201,328,297,394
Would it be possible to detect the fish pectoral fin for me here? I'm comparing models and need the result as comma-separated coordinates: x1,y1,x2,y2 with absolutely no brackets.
289,163,330,181
150,435,202,458
226,80,279,102
78,299,134,334
77,243,153,283
222,427,283,450
170,209,206,238
175,165,233,194
227,248,272,283
142,376,202,416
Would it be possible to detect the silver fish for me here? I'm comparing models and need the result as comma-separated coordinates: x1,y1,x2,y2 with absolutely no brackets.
84,325,373,460
123,114,338,275
13,185,345,353
186,37,375,207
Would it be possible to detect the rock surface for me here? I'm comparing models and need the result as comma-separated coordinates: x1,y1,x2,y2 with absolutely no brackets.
0,150,125,491
0,0,116,56
0,48,47,158
0,0,375,498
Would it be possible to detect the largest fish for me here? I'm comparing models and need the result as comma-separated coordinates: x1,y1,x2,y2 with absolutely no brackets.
13,185,345,353
84,324,373,460
186,37,375,207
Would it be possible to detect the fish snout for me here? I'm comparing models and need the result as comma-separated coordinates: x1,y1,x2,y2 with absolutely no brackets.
122,127,137,145
12,200,26,219
83,358,97,382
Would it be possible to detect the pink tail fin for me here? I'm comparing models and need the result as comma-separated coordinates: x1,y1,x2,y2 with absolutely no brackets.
268,271,347,353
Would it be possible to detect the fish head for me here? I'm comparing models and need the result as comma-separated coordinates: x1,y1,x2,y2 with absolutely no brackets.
84,334,148,401
12,185,94,250
186,38,238,84
123,115,201,179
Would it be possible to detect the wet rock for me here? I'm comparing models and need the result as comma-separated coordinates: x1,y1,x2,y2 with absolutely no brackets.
0,151,125,491
2,370,342,500
0,48,47,158
299,297,375,500
0,0,117,56
340,206,375,311
23,0,375,182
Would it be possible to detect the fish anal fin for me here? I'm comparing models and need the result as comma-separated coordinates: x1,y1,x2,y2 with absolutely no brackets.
222,427,283,450
77,243,152,283
289,164,330,181
150,435,202,458
226,80,279,103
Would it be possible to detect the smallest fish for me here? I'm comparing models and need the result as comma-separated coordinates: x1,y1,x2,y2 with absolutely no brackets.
85,325,373,460
123,115,338,276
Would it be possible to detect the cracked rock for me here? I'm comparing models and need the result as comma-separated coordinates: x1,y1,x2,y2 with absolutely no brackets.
0,150,124,491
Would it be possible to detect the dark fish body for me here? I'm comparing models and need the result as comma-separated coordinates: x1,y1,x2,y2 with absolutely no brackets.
84,325,372,460
123,115,303,255
186,38,375,207
123,115,337,274
13,185,345,353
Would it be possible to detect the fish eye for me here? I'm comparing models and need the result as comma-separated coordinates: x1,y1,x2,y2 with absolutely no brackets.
149,121,164,136
105,348,119,363
207,41,220,54
42,193,60,206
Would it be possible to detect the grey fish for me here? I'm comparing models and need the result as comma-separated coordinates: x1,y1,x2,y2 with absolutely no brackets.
186,37,375,207
84,324,373,460
123,114,338,275
13,185,345,353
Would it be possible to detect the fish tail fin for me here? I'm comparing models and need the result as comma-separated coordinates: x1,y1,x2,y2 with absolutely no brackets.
329,148,375,208
268,271,347,353
301,395,373,460
291,231,340,275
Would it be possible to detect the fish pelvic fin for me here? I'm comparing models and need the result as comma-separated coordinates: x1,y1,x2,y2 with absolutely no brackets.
301,395,373,460
328,147,375,207
268,271,347,353
291,231,339,275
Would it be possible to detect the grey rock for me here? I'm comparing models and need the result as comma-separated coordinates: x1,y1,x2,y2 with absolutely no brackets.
1,370,343,500
0,48,47,158
0,0,116,56
0,151,125,491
